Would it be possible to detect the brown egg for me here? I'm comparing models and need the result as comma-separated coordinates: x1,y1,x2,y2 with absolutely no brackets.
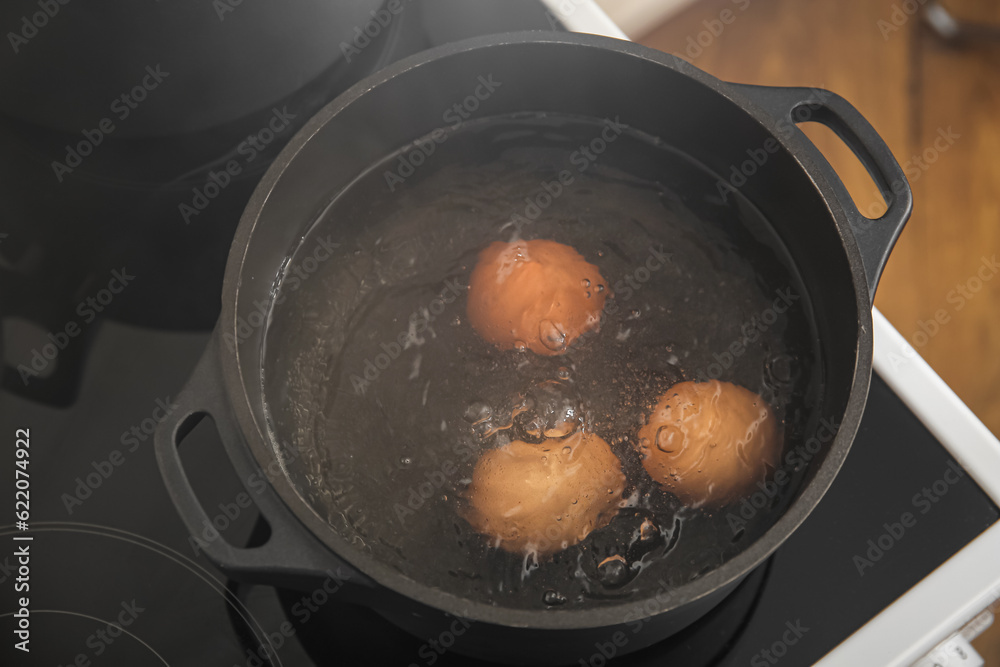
464,431,625,556
467,239,608,355
636,380,781,507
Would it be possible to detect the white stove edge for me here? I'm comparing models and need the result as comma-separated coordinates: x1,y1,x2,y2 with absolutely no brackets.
541,2,1000,665
822,310,1000,667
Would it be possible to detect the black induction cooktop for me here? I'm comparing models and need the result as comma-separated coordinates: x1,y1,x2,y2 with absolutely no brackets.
1,2,997,666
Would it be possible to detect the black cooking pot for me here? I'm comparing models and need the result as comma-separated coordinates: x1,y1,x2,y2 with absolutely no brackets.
155,32,911,665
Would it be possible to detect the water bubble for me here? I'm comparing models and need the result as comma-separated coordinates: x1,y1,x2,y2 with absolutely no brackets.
473,421,495,438
399,456,413,467
556,367,571,381
463,402,492,424
542,590,567,606
581,279,591,288
539,320,567,352
655,426,675,453
544,420,575,438
766,353,797,385
562,446,572,455
513,340,528,352
522,551,540,577
597,284,605,292
597,555,630,588
519,379,581,440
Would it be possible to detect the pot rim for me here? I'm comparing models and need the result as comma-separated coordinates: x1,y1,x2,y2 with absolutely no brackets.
219,31,872,630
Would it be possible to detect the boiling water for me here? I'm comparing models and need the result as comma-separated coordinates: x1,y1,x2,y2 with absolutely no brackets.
262,113,823,610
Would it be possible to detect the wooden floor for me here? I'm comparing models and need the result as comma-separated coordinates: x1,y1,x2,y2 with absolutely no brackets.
638,0,1000,662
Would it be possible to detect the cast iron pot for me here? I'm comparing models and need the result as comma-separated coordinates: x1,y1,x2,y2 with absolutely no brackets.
155,32,911,665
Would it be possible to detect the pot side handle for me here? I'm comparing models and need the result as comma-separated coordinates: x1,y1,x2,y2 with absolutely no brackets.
153,336,375,598
728,84,913,303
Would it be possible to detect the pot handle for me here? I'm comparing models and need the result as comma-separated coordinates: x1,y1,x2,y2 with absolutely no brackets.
729,84,913,302
154,335,376,597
